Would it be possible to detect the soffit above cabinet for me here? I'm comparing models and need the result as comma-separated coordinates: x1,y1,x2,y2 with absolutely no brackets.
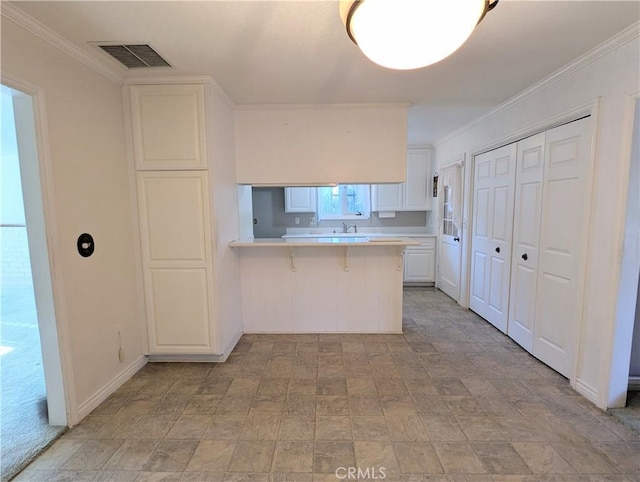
235,104,408,185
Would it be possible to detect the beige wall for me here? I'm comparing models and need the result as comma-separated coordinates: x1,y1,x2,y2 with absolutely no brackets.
1,18,143,422
435,26,640,409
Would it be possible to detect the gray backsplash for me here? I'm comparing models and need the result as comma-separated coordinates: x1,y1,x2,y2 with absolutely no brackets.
252,187,431,238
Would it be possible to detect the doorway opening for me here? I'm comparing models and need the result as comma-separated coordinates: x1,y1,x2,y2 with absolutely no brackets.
1,84,66,480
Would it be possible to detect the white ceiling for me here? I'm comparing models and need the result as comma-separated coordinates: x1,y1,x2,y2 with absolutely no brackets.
6,1,640,144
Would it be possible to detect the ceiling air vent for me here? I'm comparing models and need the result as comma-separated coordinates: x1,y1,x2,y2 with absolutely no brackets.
97,44,171,69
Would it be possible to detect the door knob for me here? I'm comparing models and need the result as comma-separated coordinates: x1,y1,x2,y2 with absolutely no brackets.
522,253,528,261
453,237,460,242
495,247,500,253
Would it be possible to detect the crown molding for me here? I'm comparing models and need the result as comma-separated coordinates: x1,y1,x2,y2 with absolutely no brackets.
234,103,410,110
435,20,640,147
123,75,235,107
2,2,124,84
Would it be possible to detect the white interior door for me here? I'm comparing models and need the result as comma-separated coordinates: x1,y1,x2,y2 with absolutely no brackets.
508,133,545,351
438,163,463,300
533,117,592,377
470,143,517,333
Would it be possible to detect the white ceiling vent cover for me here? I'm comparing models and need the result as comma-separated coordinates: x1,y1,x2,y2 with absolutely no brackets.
97,44,171,69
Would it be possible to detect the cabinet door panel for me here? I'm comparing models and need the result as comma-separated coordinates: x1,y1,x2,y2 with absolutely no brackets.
147,268,212,353
404,248,434,283
130,84,207,170
404,149,430,210
372,184,403,211
284,187,317,213
137,172,210,265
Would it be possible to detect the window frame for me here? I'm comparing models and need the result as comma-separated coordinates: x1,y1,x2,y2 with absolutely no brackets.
317,184,371,221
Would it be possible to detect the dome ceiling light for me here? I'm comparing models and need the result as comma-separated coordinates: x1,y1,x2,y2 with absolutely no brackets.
339,0,499,70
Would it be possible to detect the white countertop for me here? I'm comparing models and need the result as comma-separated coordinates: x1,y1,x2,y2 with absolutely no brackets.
229,237,421,247
282,233,436,239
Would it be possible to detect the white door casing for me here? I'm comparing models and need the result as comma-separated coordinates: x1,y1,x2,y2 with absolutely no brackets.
438,161,463,300
532,117,593,378
508,132,546,352
469,143,517,333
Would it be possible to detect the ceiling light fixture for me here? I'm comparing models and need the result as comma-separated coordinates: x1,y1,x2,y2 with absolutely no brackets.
339,0,499,70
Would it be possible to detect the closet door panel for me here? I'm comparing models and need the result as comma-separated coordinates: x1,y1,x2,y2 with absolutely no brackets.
469,143,516,333
533,117,592,378
508,133,545,352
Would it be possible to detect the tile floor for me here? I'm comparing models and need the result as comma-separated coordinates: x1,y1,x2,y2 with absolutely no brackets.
15,288,640,481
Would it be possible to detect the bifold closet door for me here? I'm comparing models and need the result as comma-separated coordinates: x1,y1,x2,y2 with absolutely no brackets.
532,117,592,378
469,143,517,333
507,133,546,352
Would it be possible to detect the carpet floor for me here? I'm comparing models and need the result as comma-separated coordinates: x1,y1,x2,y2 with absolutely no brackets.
1,284,66,482
609,390,640,435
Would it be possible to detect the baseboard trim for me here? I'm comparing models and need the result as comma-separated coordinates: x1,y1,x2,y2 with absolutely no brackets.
147,354,230,362
628,376,640,390
76,356,147,423
574,378,600,406
148,329,244,363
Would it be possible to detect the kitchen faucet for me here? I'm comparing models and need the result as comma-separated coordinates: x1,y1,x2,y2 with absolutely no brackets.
342,222,357,233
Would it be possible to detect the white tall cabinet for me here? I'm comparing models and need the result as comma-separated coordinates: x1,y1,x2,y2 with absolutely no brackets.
470,117,593,378
127,82,236,357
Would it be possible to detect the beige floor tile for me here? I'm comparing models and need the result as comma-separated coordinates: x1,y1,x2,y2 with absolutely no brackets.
240,412,281,440
315,416,352,440
271,441,314,472
228,441,275,472
316,396,350,416
351,416,390,441
385,413,429,442
184,440,235,472
392,442,443,474
258,378,289,395
102,440,159,471
278,415,315,440
165,414,212,440
354,441,401,475
61,439,122,470
346,378,378,396
551,442,620,474
431,442,487,474
217,395,254,415
182,395,223,415
94,470,140,480
136,471,182,481
511,442,575,474
472,442,532,475
313,441,355,474
226,378,261,396
456,416,506,442
129,416,174,439
421,417,467,442
24,439,85,470
349,396,384,416
143,440,198,472
202,415,246,440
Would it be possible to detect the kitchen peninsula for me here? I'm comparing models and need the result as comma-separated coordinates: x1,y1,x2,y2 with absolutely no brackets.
230,236,419,333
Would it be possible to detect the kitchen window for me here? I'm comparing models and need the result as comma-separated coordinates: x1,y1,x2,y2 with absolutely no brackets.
317,184,370,220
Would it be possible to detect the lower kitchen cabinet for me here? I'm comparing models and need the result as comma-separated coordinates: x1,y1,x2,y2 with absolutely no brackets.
403,237,436,284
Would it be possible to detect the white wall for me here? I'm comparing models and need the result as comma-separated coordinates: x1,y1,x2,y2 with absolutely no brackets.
1,17,143,422
435,25,640,409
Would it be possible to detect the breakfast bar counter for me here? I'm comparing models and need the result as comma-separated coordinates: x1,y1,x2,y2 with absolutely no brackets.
230,237,420,333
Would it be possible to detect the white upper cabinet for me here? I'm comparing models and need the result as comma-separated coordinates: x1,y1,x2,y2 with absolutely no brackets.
371,184,403,211
284,187,317,213
130,84,207,170
403,148,431,210
372,147,432,211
